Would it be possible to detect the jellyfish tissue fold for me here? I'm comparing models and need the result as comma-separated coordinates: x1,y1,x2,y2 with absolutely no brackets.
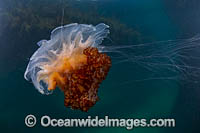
24,23,111,112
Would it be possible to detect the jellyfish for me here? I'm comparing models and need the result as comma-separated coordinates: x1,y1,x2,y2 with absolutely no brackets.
24,23,111,112
24,23,200,112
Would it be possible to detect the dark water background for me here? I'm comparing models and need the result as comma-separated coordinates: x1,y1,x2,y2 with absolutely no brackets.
0,0,200,132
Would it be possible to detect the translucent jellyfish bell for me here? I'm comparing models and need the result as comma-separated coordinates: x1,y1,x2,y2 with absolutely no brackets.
24,23,110,95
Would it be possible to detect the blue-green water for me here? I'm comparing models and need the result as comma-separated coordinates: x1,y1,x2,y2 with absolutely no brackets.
0,0,200,132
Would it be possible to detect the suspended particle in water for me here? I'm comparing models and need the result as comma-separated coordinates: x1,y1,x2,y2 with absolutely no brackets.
24,23,111,112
